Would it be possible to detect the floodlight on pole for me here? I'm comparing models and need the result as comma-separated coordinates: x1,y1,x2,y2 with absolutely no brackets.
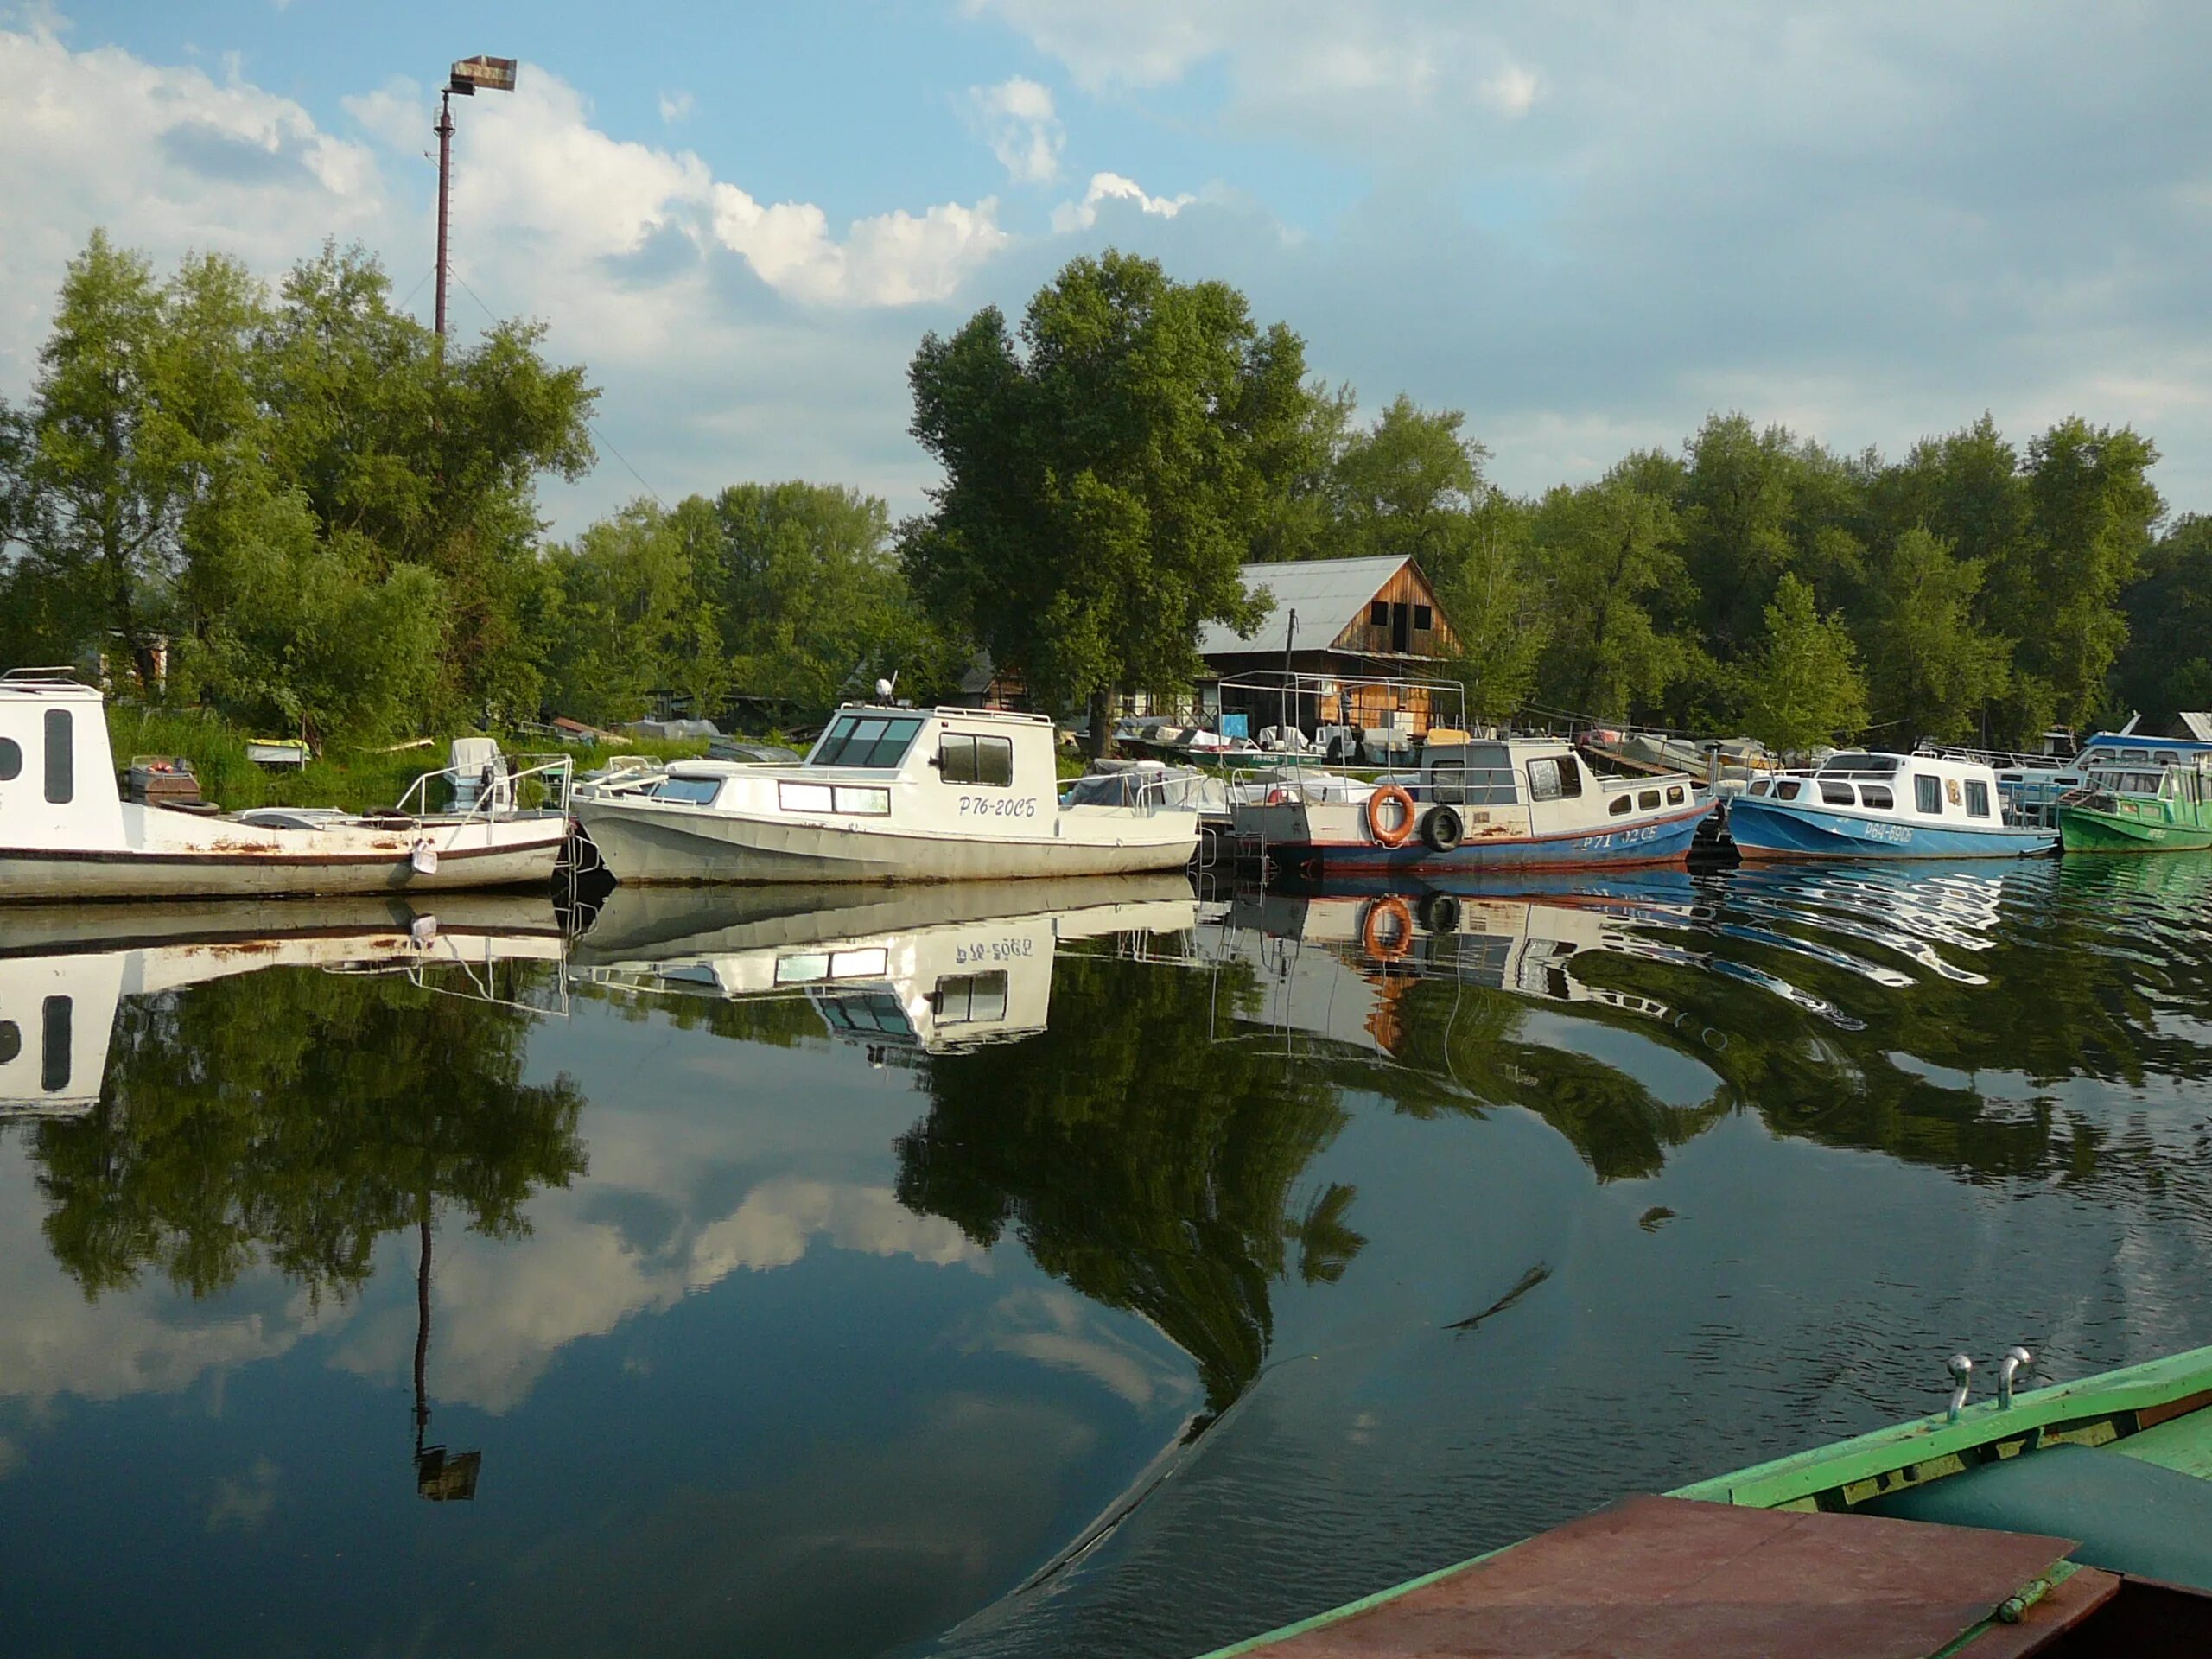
435,55,517,341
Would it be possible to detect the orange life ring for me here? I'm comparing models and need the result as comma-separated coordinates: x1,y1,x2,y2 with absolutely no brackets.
1362,896,1414,959
1364,784,1418,847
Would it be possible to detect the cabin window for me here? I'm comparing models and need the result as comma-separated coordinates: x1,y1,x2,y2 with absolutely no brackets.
774,947,888,985
833,786,892,816
41,996,71,1094
0,1020,17,1065
2154,751,2181,766
1527,757,1583,802
1637,789,1662,810
1666,785,1685,805
1749,779,1770,797
1819,781,1855,805
1915,774,1943,814
1860,785,1895,810
1775,779,1802,800
43,709,72,804
813,715,923,768
1433,747,1517,805
820,993,912,1039
1965,780,1991,818
1369,600,1389,626
940,734,1014,787
2119,748,2150,764
651,777,723,805
1608,794,1631,817
0,736,19,781
1413,604,1433,632
778,781,836,813
933,971,1009,1025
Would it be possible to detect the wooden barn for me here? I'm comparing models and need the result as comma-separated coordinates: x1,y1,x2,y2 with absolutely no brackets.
1198,555,1459,739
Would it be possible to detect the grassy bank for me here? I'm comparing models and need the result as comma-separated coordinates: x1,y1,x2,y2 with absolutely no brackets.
105,705,718,815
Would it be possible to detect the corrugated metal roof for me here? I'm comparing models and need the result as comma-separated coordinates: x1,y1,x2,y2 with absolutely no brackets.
1197,555,1412,657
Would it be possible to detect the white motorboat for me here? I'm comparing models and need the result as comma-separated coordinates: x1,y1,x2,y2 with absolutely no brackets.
0,670,574,901
570,703,1200,885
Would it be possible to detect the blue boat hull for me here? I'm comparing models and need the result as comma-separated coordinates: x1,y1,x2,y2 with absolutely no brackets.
1294,799,1712,874
1726,796,2056,860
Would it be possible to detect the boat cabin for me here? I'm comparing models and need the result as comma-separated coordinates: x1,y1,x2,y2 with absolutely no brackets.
0,671,127,854
1746,752,2017,828
632,704,1073,839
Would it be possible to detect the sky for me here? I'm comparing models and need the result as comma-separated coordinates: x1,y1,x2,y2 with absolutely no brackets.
4,1,2210,536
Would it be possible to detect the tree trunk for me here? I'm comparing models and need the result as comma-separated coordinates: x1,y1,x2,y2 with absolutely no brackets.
1085,686,1114,763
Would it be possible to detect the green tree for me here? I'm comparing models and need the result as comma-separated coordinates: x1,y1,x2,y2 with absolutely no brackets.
256,242,596,723
713,480,953,716
542,498,728,727
1989,419,2162,734
1863,527,2012,743
1438,501,1548,725
1738,572,1869,752
1528,465,1689,721
905,251,1314,753
17,232,188,685
2117,515,2212,727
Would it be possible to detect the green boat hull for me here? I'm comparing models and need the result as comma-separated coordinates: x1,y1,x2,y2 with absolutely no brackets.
2060,804,2212,853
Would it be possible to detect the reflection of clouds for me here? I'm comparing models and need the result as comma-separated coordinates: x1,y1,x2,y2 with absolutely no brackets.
0,1160,333,1405
330,1180,985,1414
206,1457,279,1532
0,1433,17,1478
966,1288,1194,1411
690,1179,981,1283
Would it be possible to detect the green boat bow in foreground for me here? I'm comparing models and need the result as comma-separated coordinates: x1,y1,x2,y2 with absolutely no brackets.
1205,1344,2212,1656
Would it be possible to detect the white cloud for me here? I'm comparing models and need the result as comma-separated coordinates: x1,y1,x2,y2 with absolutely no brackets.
1478,64,1539,118
658,89,695,124
710,184,1007,306
968,75,1064,185
1051,170,1194,233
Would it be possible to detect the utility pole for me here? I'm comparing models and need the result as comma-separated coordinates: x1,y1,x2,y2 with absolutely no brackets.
434,91,454,340
433,55,518,342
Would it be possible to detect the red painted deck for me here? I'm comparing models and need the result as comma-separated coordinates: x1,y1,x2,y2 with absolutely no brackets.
1239,1495,2077,1658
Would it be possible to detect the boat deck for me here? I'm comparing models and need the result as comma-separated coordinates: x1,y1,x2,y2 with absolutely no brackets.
1205,1493,2156,1658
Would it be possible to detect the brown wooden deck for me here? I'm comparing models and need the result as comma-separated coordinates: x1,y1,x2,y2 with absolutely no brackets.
1236,1495,2082,1658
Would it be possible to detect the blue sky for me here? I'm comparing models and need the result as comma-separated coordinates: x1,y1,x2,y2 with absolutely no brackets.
6,2,2211,533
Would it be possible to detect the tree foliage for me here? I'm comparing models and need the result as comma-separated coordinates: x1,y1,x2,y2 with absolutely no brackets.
905,251,1313,747
1738,573,1871,753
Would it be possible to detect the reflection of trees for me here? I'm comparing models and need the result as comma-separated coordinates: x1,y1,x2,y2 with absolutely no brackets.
29,967,586,1303
570,976,825,1049
896,953,1358,1421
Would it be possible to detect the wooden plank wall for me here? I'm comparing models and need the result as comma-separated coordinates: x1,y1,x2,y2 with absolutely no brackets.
1328,564,1458,656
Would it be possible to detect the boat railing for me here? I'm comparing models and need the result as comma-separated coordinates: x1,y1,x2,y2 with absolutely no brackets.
392,753,575,822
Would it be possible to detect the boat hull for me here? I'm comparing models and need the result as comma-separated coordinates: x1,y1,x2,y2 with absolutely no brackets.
572,798,1196,884
0,824,568,901
1263,798,1710,875
1727,796,2056,860
2059,804,2212,853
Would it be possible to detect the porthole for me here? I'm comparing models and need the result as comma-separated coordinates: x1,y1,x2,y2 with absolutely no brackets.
0,736,19,781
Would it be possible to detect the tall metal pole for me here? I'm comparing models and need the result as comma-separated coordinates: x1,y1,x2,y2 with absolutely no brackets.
434,90,454,340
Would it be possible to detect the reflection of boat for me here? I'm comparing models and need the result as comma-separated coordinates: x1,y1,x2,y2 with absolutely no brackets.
2059,753,2212,853
1731,751,2058,860
571,703,1198,885
569,877,1198,1055
0,898,563,1120
1211,1344,2212,1656
0,671,574,900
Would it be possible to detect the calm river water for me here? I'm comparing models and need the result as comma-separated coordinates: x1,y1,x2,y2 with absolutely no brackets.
2,855,2209,1657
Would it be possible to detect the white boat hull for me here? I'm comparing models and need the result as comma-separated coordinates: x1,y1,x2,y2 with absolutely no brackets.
573,797,1195,884
0,818,569,901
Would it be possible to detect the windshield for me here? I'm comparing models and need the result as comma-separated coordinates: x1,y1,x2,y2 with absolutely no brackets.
810,715,924,769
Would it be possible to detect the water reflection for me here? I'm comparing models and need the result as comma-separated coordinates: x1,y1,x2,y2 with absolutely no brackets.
0,856,2209,1659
